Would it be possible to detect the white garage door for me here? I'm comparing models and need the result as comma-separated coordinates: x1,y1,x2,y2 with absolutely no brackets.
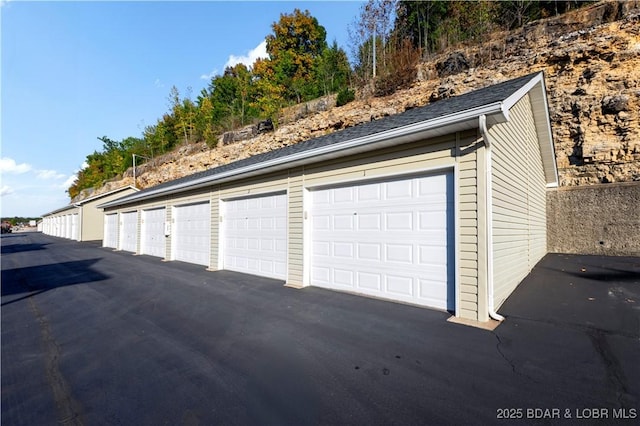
104,214,118,248
119,211,138,253
71,213,78,241
310,171,454,311
222,192,287,280
64,215,72,239
141,208,166,258
173,202,210,266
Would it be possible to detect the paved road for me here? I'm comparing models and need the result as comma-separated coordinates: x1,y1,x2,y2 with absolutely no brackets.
2,232,639,425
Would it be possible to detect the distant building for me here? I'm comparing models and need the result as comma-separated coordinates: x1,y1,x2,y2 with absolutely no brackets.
41,186,138,242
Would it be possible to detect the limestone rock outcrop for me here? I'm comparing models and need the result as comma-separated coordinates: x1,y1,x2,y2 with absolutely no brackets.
81,0,640,201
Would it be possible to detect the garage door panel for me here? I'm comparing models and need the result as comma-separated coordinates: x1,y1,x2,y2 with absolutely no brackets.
386,180,412,199
358,183,381,200
120,212,138,253
173,203,210,266
275,238,286,253
313,241,330,256
313,215,330,231
358,243,381,260
358,213,380,230
333,242,354,258
141,208,165,258
222,192,287,280
104,214,118,248
311,172,453,311
358,272,381,290
386,212,413,230
313,266,330,284
274,261,287,277
386,275,413,296
385,244,413,263
333,269,353,287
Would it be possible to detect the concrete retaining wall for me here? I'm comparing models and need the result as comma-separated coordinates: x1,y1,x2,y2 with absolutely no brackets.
547,182,640,256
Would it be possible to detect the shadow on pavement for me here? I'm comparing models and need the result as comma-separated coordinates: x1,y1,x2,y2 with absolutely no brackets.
1,259,109,306
1,242,50,255
563,265,640,282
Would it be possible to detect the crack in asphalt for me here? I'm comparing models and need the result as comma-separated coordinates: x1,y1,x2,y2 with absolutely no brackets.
493,333,541,384
498,314,637,408
505,314,639,339
586,328,633,409
493,333,517,374
28,297,85,426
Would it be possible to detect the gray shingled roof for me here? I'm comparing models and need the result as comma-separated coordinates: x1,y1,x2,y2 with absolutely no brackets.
101,72,544,208
43,185,137,216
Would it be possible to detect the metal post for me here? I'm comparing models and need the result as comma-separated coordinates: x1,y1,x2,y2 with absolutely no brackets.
132,154,150,189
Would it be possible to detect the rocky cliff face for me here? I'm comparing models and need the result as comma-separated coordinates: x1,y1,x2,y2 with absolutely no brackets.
81,0,640,201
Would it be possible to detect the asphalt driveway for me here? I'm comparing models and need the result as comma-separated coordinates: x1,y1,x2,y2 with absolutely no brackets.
2,232,639,425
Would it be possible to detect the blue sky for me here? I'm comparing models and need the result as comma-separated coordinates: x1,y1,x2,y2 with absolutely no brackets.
1,0,364,217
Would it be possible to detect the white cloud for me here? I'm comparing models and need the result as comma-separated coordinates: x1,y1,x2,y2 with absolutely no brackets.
154,78,165,88
224,40,268,69
200,41,268,81
60,175,77,190
37,169,66,180
0,157,32,174
59,162,87,190
0,185,13,196
0,0,12,9
200,69,219,81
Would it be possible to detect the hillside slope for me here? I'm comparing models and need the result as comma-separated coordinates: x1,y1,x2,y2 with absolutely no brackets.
76,0,640,202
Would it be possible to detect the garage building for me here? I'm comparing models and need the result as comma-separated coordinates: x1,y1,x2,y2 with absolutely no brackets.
99,73,557,323
42,186,138,242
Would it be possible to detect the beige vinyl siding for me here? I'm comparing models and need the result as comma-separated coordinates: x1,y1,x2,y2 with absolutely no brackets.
80,188,137,241
302,137,457,187
80,200,103,241
209,190,220,269
527,125,547,266
135,210,142,254
457,130,481,321
164,201,176,258
490,94,547,309
287,168,304,285
164,201,172,260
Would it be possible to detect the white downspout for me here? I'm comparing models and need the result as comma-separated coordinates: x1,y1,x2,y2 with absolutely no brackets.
479,115,505,322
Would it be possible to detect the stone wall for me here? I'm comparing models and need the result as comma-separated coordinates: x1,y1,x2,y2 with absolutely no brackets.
547,182,640,255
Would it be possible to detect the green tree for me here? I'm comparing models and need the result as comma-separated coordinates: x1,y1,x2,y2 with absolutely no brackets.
251,57,285,122
314,41,351,96
168,86,197,145
195,94,217,147
205,64,258,131
395,0,448,57
265,8,328,103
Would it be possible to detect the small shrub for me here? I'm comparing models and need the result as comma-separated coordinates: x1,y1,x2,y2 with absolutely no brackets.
374,38,420,97
336,88,355,107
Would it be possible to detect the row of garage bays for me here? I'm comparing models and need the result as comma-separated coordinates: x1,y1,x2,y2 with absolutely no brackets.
103,174,454,311
42,213,79,240
45,73,558,324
